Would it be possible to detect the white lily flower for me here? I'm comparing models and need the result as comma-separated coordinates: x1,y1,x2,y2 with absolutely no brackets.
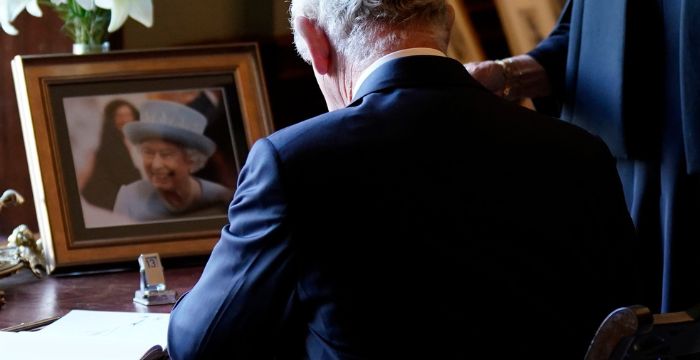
1,0,42,36
94,0,152,33
0,4,19,35
76,0,95,10
24,0,41,16
1,0,154,40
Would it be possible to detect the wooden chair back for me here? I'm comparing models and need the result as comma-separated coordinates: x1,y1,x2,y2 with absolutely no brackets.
585,303,700,359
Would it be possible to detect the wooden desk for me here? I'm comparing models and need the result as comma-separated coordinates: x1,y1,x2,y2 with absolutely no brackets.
0,264,203,329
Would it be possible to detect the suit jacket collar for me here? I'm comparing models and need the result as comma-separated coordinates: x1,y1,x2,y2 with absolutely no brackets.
350,55,484,105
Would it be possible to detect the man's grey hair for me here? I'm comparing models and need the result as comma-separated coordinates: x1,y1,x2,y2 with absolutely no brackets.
290,0,450,69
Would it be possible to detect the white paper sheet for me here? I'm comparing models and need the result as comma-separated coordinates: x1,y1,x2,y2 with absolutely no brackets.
0,310,169,360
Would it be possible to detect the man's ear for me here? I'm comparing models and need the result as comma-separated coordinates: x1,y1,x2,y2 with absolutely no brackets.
294,16,331,75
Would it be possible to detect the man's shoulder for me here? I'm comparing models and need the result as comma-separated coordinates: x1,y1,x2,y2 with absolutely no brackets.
262,88,611,167
265,108,356,151
493,100,610,154
454,95,617,181
535,112,611,157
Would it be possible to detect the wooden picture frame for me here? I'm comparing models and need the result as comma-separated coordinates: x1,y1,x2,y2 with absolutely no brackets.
494,0,565,55
11,44,274,273
446,0,485,63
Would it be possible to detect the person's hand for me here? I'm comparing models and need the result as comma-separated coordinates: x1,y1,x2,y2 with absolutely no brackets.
465,55,551,100
464,60,506,96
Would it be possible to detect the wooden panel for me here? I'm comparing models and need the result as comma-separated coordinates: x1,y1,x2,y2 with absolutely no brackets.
447,0,486,63
464,0,512,59
0,11,72,236
493,0,564,55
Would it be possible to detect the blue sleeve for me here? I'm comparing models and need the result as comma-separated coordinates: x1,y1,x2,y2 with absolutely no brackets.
527,0,572,106
167,138,298,359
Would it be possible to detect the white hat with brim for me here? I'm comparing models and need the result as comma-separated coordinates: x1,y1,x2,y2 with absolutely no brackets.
124,100,216,158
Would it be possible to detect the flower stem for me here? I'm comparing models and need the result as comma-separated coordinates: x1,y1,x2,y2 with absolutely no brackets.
40,0,110,45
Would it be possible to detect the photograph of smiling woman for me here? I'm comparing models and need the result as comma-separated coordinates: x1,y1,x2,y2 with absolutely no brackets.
62,87,241,229
112,100,234,223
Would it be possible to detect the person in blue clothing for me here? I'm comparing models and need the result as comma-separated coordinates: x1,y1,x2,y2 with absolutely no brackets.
467,0,700,313
167,0,640,358
113,100,232,222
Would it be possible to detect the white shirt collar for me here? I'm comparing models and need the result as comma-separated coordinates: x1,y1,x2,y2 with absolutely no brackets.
352,47,446,101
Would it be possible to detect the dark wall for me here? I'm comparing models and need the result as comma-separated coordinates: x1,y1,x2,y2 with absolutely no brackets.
465,0,512,59
0,11,72,235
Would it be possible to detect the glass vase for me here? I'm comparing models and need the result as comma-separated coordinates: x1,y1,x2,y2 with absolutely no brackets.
72,41,110,55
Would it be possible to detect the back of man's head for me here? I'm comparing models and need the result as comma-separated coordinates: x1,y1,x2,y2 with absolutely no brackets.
290,0,452,69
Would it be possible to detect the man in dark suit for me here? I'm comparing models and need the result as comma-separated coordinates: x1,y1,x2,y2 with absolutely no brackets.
167,0,639,358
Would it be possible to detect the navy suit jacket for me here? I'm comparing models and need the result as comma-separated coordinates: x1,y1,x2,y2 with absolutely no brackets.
168,55,638,359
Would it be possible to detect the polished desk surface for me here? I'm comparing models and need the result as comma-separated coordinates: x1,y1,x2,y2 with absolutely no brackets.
0,263,204,329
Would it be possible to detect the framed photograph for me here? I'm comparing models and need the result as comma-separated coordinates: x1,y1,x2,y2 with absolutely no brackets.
494,0,565,55
446,0,485,63
11,44,274,273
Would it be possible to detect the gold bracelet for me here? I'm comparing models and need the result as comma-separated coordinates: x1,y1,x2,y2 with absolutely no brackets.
494,58,519,98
